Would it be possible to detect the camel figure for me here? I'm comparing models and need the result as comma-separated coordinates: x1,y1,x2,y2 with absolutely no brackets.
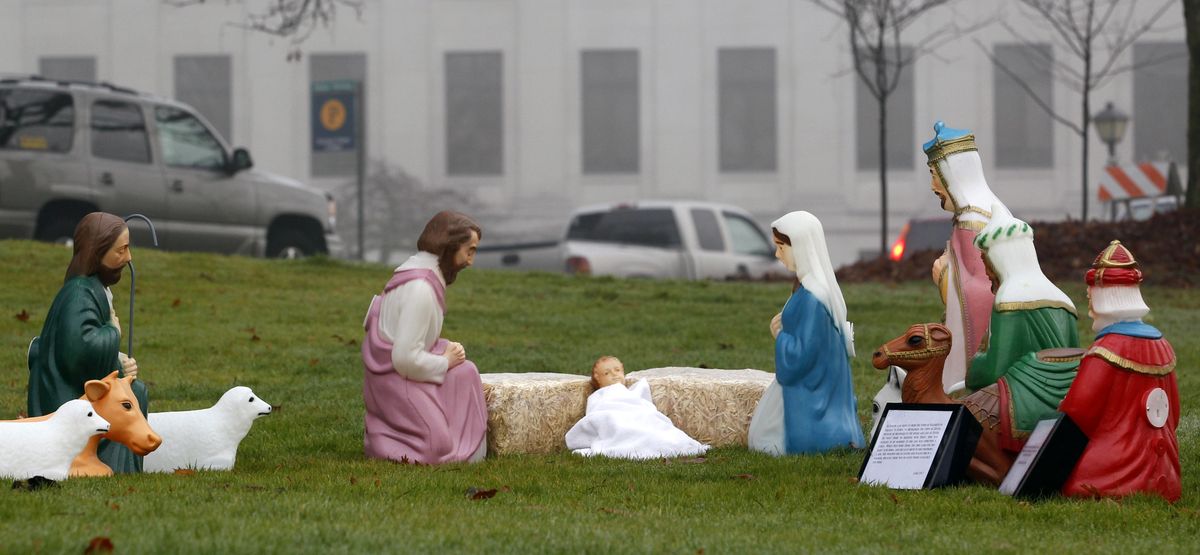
21,371,162,477
871,323,1013,485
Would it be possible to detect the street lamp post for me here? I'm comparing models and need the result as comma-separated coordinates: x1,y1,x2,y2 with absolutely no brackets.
1093,101,1130,167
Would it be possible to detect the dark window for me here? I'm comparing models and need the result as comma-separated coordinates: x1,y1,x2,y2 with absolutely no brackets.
1134,42,1187,163
994,43,1053,168
582,50,639,174
446,51,504,175
38,56,96,82
566,208,681,249
718,48,777,172
691,208,725,251
722,212,771,256
175,55,232,141
90,99,151,164
155,106,226,171
855,46,915,170
0,89,75,152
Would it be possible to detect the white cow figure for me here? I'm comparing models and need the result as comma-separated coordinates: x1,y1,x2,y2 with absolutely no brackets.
868,366,967,441
144,387,272,473
868,366,906,441
0,399,110,481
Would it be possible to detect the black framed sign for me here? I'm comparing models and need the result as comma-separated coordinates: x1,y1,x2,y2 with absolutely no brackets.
858,403,981,489
999,413,1088,500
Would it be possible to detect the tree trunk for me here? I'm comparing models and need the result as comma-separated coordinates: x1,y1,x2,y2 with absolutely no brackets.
1187,0,1200,208
879,96,889,259
1082,47,1093,221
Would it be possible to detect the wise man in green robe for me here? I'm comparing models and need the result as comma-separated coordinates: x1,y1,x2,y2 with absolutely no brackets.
27,212,149,473
968,203,1079,451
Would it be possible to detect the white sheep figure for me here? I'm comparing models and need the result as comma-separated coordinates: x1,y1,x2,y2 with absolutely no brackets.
143,386,273,473
0,399,110,481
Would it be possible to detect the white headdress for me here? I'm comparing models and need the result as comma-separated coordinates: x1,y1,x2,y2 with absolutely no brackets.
974,203,1075,312
771,211,855,357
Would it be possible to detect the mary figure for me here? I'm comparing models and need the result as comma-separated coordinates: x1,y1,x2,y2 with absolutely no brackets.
748,211,865,455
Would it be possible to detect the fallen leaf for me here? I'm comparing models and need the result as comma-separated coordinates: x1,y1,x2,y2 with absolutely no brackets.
15,309,29,322
889,493,901,505
171,298,181,308
109,502,120,511
251,334,261,342
174,469,196,476
718,342,734,350
84,537,114,554
309,358,320,367
501,486,512,493
350,476,358,485
732,474,755,481
466,487,498,500
374,479,381,488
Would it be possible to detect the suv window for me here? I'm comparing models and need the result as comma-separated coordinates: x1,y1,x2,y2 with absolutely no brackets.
0,88,75,152
567,208,682,248
155,106,226,171
722,212,771,256
691,208,725,252
91,99,151,164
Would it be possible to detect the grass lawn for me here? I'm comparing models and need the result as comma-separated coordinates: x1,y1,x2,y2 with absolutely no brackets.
1,240,1197,553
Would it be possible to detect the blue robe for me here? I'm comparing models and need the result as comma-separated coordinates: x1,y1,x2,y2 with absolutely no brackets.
775,286,864,453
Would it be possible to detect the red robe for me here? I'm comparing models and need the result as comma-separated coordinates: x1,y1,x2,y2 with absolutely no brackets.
1058,325,1179,502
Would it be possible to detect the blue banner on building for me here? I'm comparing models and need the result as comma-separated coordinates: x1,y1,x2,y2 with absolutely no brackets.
311,80,358,152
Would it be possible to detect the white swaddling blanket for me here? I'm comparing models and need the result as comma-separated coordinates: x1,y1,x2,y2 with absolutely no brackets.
565,380,709,459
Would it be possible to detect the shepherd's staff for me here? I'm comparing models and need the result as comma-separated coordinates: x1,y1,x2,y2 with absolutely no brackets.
122,214,157,358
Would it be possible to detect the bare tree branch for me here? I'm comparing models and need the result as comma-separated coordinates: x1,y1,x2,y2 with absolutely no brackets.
164,0,363,44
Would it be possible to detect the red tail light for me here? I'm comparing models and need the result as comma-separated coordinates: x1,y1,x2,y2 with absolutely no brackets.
566,256,591,275
889,223,910,262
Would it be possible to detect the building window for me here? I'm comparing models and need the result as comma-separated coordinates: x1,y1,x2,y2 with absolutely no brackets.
38,56,96,82
855,47,914,170
718,48,777,173
1133,42,1187,163
175,55,232,141
993,43,1053,168
445,51,503,176
91,99,151,164
581,50,639,174
309,52,366,177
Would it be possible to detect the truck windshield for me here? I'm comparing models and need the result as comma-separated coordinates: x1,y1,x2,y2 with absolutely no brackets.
567,208,682,248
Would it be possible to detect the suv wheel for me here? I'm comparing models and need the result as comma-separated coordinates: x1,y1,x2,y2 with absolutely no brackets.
35,213,85,245
267,227,319,259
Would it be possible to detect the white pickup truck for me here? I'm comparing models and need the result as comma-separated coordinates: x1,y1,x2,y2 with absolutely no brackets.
475,200,788,280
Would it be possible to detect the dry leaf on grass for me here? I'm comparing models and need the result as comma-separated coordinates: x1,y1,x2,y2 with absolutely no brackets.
84,537,114,554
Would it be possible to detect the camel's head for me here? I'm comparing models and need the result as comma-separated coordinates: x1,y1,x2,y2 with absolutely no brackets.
871,323,952,371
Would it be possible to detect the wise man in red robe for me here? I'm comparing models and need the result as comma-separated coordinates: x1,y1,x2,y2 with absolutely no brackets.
1059,240,1180,502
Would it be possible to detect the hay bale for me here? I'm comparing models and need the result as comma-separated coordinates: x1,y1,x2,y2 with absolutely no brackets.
624,367,773,447
481,372,590,455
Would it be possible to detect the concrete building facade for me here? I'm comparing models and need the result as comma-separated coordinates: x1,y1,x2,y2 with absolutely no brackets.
0,0,1186,265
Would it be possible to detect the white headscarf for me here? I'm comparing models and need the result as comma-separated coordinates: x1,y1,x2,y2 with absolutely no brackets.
771,211,855,357
934,150,1004,225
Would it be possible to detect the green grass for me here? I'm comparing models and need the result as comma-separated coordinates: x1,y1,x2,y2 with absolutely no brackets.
0,239,1197,554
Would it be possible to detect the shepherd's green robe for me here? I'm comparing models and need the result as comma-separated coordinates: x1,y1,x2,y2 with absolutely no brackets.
27,274,149,473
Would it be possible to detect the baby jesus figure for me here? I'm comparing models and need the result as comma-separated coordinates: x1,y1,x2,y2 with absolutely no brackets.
564,356,708,459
